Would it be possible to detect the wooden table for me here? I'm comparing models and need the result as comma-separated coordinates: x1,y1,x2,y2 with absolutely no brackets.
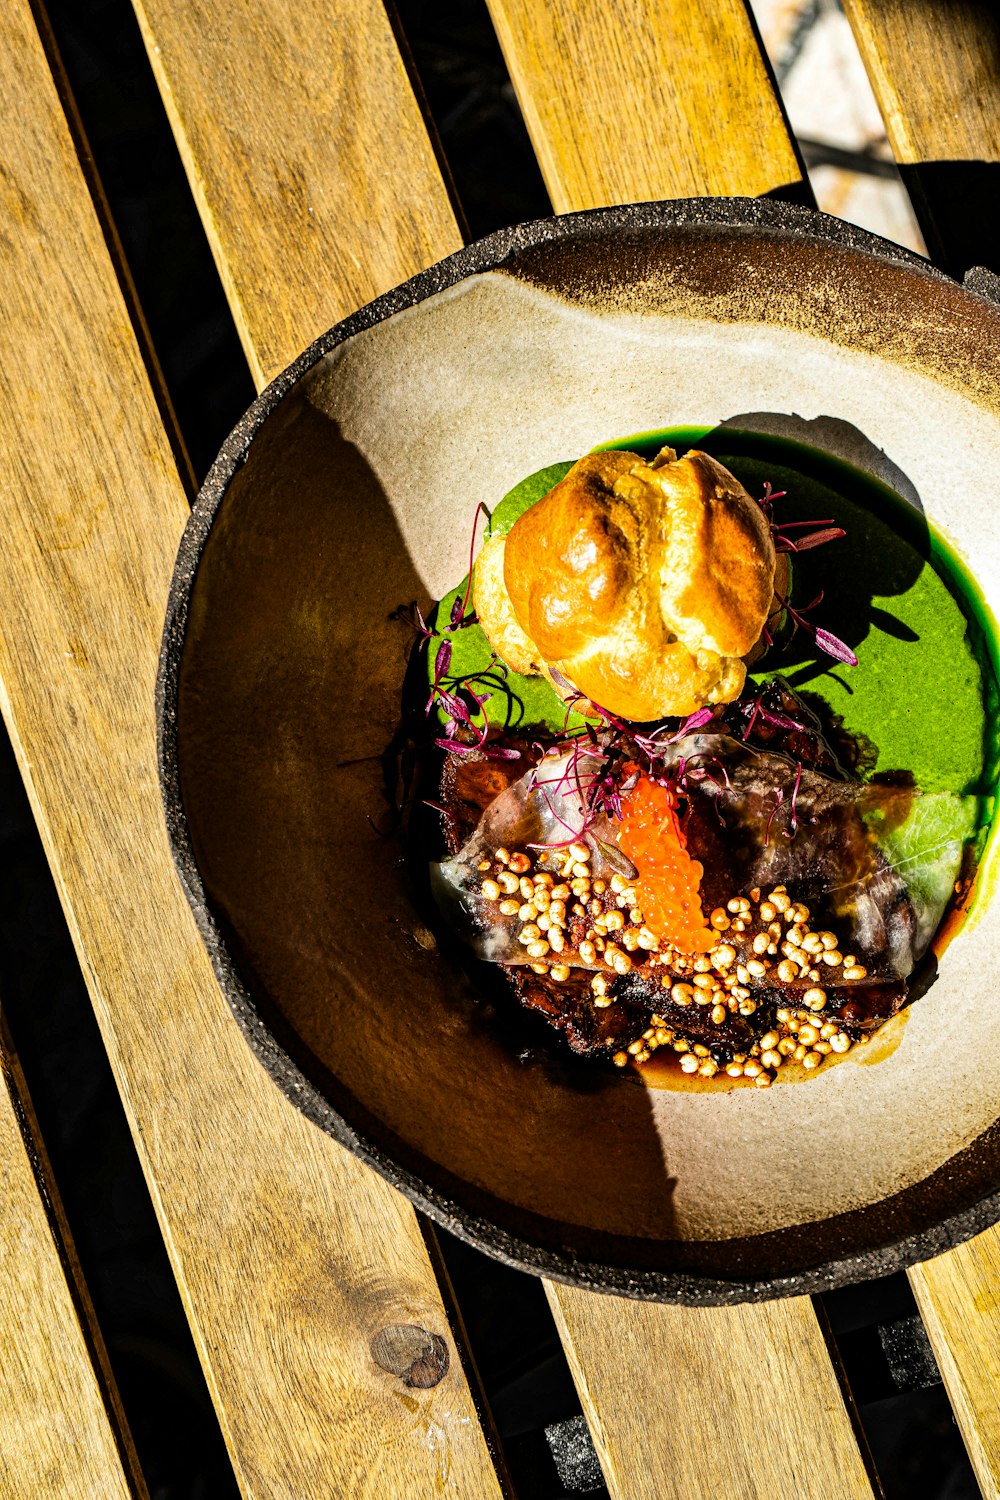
1,1,999,1495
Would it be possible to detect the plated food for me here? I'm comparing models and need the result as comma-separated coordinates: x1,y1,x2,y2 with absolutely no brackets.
163,199,1000,1298
425,434,996,1091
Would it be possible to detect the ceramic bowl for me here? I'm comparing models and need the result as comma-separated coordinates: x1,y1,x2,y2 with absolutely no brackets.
159,198,1000,1302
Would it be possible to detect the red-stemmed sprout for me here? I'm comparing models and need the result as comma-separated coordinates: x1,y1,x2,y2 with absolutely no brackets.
392,501,492,651
427,638,521,761
776,589,858,667
518,689,731,853
451,500,492,630
736,691,808,743
389,599,436,645
759,478,846,554
788,761,803,837
756,480,855,663
764,761,804,844
771,519,847,553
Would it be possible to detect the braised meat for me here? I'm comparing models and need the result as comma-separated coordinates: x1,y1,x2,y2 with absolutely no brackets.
434,683,960,1070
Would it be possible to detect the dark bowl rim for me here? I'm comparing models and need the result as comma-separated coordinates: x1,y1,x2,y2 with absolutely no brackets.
157,193,1000,1305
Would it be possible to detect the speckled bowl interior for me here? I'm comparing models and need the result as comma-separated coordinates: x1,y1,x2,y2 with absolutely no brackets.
160,199,1000,1302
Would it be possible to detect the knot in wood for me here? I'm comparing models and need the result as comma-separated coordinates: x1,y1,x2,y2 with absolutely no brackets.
370,1324,450,1388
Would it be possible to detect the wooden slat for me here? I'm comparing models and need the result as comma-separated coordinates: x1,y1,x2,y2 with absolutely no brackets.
547,1290,877,1500
0,6,502,1498
842,0,1000,157
549,1289,876,1500
484,0,805,210
129,0,463,386
909,1243,1000,1498
0,1020,143,1500
841,0,1000,277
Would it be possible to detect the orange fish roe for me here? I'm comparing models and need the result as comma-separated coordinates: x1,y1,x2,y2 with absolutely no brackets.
618,776,716,953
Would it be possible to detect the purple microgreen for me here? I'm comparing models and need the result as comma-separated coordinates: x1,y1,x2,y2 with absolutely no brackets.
705,755,732,791
759,707,806,732
813,628,859,667
452,501,492,628
775,591,857,668
530,760,592,790
735,695,807,735
450,593,477,630
549,665,578,696
684,764,727,794
558,689,590,735
665,706,714,741
427,644,525,758
432,637,452,686
431,688,466,724
787,762,803,837
534,786,588,840
774,526,846,554
761,479,845,557
772,517,835,529
759,481,787,512
764,786,784,845
390,600,435,646
587,698,717,766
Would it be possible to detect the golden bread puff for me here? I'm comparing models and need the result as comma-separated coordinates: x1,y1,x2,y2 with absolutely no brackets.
479,446,776,720
472,531,545,677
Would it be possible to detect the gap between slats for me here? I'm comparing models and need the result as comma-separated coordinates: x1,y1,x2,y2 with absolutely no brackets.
0,1012,146,1499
